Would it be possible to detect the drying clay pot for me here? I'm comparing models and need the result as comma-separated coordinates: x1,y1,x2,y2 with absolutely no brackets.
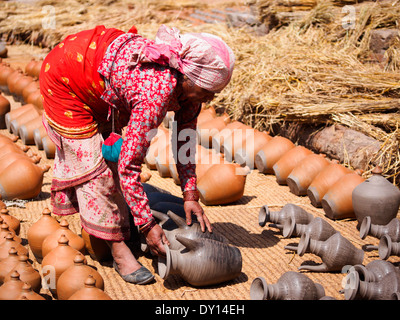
349,260,398,283
0,270,24,300
57,254,104,300
272,146,313,185
26,89,43,110
378,235,400,260
68,275,112,300
155,143,173,178
81,228,112,262
17,283,45,300
0,208,20,235
197,113,230,147
19,115,43,145
0,94,10,129
255,136,295,174
31,58,43,79
352,166,400,227
286,154,330,196
0,247,19,284
197,106,217,125
360,216,400,242
25,58,38,77
4,255,41,293
33,125,47,150
321,170,365,220
12,74,35,100
22,80,39,103
144,126,170,170
42,135,56,159
5,103,38,132
158,235,242,287
220,124,254,162
6,68,23,96
0,222,21,245
234,130,272,168
10,105,41,136
297,232,364,272
0,63,15,89
258,203,314,230
27,208,60,262
211,121,249,156
0,232,29,260
250,271,325,300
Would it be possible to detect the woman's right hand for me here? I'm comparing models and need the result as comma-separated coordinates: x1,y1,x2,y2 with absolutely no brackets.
144,224,170,256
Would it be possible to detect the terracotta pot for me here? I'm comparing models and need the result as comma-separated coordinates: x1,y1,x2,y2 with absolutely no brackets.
360,216,400,244
197,106,217,125
234,130,272,168
68,275,112,300
0,270,24,300
220,125,254,162
12,74,35,100
0,142,34,163
158,235,242,287
0,151,41,176
197,163,250,205
4,255,41,293
0,208,20,235
0,63,15,88
197,113,230,147
5,103,38,131
272,146,314,185
144,126,170,170
57,254,105,300
155,143,173,178
31,58,43,78
6,68,23,95
42,219,85,258
26,89,43,110
352,166,400,228
0,232,29,261
307,160,352,208
0,94,10,129
33,125,47,150
25,58,38,77
250,271,325,300
258,203,314,230
140,171,151,183
19,115,43,145
41,234,87,297
321,170,365,220
0,247,19,284
349,260,398,283
378,235,400,260
297,232,364,272
211,120,248,157
286,154,330,196
17,283,45,300
27,207,60,262
10,105,41,136
22,79,39,104
0,158,50,200
81,228,112,262
255,136,295,174
0,222,21,245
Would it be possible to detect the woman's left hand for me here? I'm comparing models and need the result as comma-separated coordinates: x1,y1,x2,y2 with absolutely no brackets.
184,201,212,233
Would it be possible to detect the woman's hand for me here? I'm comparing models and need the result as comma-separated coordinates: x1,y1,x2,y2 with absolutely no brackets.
184,200,212,233
144,224,170,256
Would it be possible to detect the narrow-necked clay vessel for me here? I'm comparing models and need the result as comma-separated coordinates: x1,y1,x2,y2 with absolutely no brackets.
41,219,85,258
307,160,353,208
234,130,272,168
0,208,20,235
0,222,21,245
378,234,400,260
0,247,19,284
258,203,314,230
68,275,112,300
0,94,10,129
286,154,330,196
158,235,242,287
0,232,28,260
17,283,45,300
349,260,398,283
25,58,37,77
250,271,325,300
297,232,364,272
352,166,400,228
360,216,400,243
27,208,60,262
57,254,105,300
255,136,295,174
273,146,314,185
81,228,112,262
4,255,41,293
321,170,365,220
344,270,400,300
0,270,24,300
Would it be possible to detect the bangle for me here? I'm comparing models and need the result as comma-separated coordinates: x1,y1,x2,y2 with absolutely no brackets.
139,219,157,234
183,190,200,202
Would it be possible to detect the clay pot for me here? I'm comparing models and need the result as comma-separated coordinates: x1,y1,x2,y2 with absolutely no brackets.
0,222,21,245
68,275,112,300
344,270,400,300
378,235,400,260
0,43,7,59
0,141,35,163
211,121,249,158
0,151,41,176
5,103,38,131
81,228,112,262
352,166,400,228
286,154,330,196
197,106,217,125
349,260,398,283
42,219,85,258
0,270,24,300
297,232,364,272
321,170,365,220
197,163,250,205
140,171,151,183
144,126,170,170
19,115,43,145
360,216,400,243
4,255,41,293
0,247,20,284
0,233,29,261
6,68,23,95
17,283,45,300
250,271,325,300
307,160,352,208
25,58,38,77
197,113,230,147
12,74,35,100
41,234,87,296
0,94,10,129
273,146,314,185
234,130,272,168
155,142,173,178
33,125,47,150
255,136,295,174
0,64,15,89
31,58,43,79
26,89,43,110
220,124,254,162
0,208,20,235
57,254,105,300
22,80,39,104
0,158,50,200
10,105,41,136
258,203,314,230
27,208,60,262
158,235,242,287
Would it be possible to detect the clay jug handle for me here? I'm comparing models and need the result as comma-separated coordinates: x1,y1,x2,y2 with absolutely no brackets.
298,262,329,272
284,244,298,251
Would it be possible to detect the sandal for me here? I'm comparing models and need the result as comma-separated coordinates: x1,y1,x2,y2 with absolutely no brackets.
113,260,155,285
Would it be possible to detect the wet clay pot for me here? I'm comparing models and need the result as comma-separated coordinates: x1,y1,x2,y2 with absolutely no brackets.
255,136,295,174
250,271,325,300
27,208,60,262
158,235,242,287
344,270,400,300
378,235,400,260
0,208,20,235
57,254,105,300
197,113,231,148
0,94,10,129
273,146,314,185
41,219,85,258
321,170,365,220
5,103,38,131
6,68,23,96
234,130,272,168
349,260,398,283
17,283,45,300
19,115,43,145
31,58,43,79
0,232,29,260
0,247,19,284
307,160,352,208
360,216,400,243
22,79,39,103
297,232,364,272
0,270,24,300
287,154,330,196
258,203,314,230
81,228,112,262
68,275,112,300
0,158,50,200
26,89,43,110
197,163,250,205
352,166,400,228
0,142,38,166
4,255,41,293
